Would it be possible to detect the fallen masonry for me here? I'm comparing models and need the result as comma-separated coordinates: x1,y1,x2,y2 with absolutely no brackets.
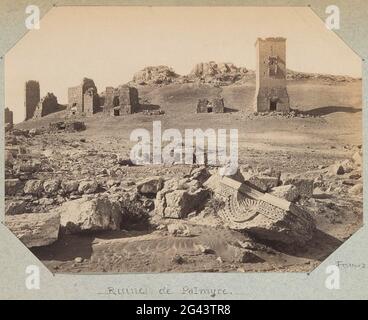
5,212,60,248
196,98,225,113
49,121,86,132
55,196,122,234
205,174,316,245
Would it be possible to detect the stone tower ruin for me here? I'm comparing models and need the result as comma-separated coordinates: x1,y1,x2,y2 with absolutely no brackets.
5,107,13,126
25,80,40,120
68,78,99,116
104,85,139,116
254,37,290,112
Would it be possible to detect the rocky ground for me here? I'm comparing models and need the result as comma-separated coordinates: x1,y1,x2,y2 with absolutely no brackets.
127,62,360,87
4,77,363,274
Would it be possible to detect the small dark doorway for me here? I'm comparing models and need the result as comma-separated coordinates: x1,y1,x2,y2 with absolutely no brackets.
207,107,213,113
270,101,277,111
113,96,120,107
114,109,120,116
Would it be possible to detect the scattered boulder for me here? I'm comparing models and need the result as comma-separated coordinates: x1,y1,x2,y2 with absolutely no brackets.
15,160,41,174
167,223,191,237
156,185,209,219
246,175,280,192
349,173,361,180
118,158,135,166
227,245,263,263
43,179,60,195
328,163,345,176
57,197,122,233
349,183,363,195
12,129,29,136
24,180,44,195
5,212,60,248
261,168,281,180
352,150,362,167
5,150,15,167
189,166,211,184
339,159,355,174
270,185,299,202
78,180,98,194
5,179,23,196
5,199,27,215
74,257,83,263
137,176,164,195
172,254,185,264
196,244,214,254
39,197,55,206
61,180,80,193
29,128,41,136
283,177,314,198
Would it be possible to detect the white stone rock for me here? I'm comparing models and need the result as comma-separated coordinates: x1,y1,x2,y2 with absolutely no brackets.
78,180,98,194
137,176,164,194
43,179,60,194
57,197,122,233
24,180,44,195
270,185,299,202
5,212,60,248
61,180,80,193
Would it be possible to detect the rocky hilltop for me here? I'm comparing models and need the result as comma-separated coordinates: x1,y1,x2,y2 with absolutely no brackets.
188,61,251,85
132,66,180,85
130,62,360,87
285,69,359,82
130,62,253,86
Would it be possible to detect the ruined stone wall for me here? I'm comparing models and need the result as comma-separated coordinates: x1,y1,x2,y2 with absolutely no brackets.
5,107,13,125
68,78,98,115
212,98,225,113
33,93,58,119
25,81,40,120
118,86,135,114
108,86,139,115
129,87,139,108
196,98,224,113
255,38,290,112
68,86,84,114
103,87,115,114
197,99,210,113
102,85,140,116
83,88,100,116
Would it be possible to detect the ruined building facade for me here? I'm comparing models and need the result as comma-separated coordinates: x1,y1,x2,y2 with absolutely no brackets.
25,81,40,120
197,98,225,113
104,85,139,116
5,107,13,126
33,93,59,119
254,37,290,112
68,78,100,116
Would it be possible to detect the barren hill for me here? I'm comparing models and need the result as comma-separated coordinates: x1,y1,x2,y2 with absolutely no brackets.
129,62,360,87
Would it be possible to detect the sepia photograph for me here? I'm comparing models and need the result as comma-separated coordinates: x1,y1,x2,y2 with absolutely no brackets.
3,6,363,275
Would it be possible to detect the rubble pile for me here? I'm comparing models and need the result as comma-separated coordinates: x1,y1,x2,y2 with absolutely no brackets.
130,63,360,88
132,66,180,85
3,127,363,269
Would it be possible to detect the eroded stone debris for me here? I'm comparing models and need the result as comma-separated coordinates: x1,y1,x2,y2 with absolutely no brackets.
3,123,363,271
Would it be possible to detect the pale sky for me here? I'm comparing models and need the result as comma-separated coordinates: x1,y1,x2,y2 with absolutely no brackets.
5,6,362,123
